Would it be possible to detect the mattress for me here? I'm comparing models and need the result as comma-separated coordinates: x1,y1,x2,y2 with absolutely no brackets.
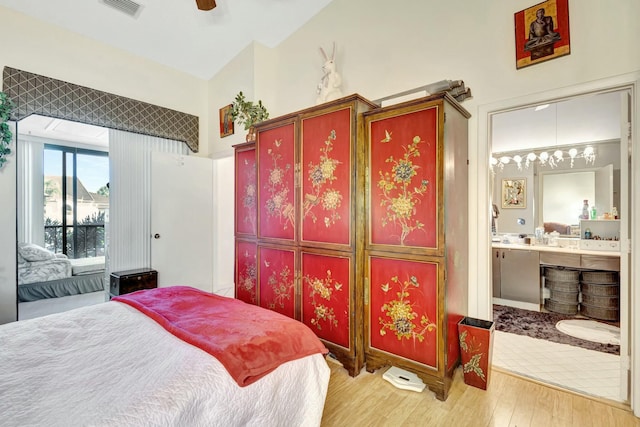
69,256,105,275
0,299,330,426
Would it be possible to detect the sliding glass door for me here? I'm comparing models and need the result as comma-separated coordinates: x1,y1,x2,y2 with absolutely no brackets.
44,145,109,259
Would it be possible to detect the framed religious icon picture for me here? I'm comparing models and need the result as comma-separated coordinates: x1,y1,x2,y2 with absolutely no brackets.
502,178,526,208
514,0,570,69
219,104,234,138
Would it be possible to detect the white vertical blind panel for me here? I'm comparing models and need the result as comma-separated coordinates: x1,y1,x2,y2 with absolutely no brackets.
17,137,45,246
108,130,188,274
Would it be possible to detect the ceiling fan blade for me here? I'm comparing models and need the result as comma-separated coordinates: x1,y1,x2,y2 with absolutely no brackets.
195,0,216,11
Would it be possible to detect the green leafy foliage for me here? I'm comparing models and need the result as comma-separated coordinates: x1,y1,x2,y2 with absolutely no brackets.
0,92,15,168
230,91,269,130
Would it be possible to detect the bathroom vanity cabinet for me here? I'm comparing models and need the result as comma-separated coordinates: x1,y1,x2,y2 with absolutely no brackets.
492,241,621,310
493,248,540,304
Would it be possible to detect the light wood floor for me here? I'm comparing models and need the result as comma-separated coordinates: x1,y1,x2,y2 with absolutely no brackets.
321,359,639,427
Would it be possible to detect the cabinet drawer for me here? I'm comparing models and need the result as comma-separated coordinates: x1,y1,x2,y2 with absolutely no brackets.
581,255,620,271
539,252,580,268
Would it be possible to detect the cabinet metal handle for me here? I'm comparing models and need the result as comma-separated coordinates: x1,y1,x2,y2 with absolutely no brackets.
154,233,160,239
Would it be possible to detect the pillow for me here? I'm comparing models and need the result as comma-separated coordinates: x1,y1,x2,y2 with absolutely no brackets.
17,243,56,262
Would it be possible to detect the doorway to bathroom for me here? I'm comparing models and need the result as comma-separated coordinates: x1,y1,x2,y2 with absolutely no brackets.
487,86,632,404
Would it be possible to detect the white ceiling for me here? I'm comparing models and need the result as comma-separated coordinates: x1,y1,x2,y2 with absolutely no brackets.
0,0,334,80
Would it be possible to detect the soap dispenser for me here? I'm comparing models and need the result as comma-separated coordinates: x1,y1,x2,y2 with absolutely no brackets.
584,228,592,239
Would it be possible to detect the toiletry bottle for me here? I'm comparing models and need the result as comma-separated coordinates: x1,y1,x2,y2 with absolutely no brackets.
590,206,597,220
582,200,589,219
584,228,592,239
612,206,618,219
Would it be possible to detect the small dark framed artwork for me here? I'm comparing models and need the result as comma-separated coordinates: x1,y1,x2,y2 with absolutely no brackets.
502,178,526,209
514,0,570,69
219,104,234,138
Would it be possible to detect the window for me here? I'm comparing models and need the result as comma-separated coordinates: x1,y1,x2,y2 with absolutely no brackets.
43,145,109,258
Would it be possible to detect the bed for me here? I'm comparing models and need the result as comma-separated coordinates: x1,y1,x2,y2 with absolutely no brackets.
17,242,106,302
0,286,330,426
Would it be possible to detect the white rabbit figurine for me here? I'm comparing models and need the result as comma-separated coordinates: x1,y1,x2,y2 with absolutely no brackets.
316,43,343,105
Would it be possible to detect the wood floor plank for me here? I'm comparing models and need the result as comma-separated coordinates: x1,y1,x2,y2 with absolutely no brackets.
321,360,638,427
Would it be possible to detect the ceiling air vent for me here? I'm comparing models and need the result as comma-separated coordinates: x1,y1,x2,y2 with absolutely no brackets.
100,0,143,18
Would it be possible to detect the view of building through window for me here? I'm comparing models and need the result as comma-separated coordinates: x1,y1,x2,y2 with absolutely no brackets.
43,146,109,258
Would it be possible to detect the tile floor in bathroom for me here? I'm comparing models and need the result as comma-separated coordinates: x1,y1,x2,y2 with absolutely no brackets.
493,330,623,403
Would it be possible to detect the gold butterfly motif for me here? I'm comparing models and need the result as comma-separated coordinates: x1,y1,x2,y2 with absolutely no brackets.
264,260,270,267
380,130,392,143
381,283,390,292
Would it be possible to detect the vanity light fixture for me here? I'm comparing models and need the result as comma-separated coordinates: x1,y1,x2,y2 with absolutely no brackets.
490,145,596,172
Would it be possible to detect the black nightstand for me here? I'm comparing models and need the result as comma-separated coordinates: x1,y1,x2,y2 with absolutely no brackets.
110,268,157,298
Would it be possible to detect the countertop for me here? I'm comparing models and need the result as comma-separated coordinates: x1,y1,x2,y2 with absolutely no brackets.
491,241,620,257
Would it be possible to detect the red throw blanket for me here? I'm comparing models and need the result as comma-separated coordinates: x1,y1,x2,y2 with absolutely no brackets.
113,286,328,386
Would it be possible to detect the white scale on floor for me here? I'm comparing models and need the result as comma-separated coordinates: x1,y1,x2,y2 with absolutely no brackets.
382,366,426,392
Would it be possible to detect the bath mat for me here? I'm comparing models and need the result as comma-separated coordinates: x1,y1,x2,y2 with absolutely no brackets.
556,319,620,345
493,305,619,355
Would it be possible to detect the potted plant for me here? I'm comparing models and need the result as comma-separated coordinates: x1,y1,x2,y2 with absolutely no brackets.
0,91,14,169
230,91,269,142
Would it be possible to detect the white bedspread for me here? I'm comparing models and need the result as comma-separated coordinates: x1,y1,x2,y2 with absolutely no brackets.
0,302,330,427
17,257,71,285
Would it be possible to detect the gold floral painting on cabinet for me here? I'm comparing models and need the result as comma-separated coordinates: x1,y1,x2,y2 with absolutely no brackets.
368,255,439,368
235,148,257,236
259,246,295,319
257,123,296,241
301,252,351,348
301,108,352,246
368,107,439,248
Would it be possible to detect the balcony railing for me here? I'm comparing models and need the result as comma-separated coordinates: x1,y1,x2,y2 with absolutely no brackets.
44,224,105,258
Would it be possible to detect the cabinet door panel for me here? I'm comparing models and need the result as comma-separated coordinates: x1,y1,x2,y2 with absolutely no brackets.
368,255,439,369
235,146,257,236
301,251,351,349
257,123,296,241
258,246,296,319
235,241,257,305
501,249,540,304
300,108,352,247
367,106,440,249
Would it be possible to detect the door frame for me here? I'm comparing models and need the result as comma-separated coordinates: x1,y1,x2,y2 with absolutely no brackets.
474,72,640,413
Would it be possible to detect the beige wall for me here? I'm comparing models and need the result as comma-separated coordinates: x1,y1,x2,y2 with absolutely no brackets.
208,0,640,155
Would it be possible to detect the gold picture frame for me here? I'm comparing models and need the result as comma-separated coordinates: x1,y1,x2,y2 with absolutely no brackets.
219,104,234,138
514,0,571,69
502,178,526,208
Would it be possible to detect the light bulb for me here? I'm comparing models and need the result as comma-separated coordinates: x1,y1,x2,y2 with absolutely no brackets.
569,148,577,158
500,156,510,164
539,151,549,161
527,152,537,161
554,150,563,160
490,157,498,165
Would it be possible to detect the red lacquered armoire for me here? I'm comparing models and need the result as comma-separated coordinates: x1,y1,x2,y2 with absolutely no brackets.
363,93,470,400
234,94,377,376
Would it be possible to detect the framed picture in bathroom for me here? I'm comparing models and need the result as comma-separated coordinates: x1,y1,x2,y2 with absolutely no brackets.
502,178,526,209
